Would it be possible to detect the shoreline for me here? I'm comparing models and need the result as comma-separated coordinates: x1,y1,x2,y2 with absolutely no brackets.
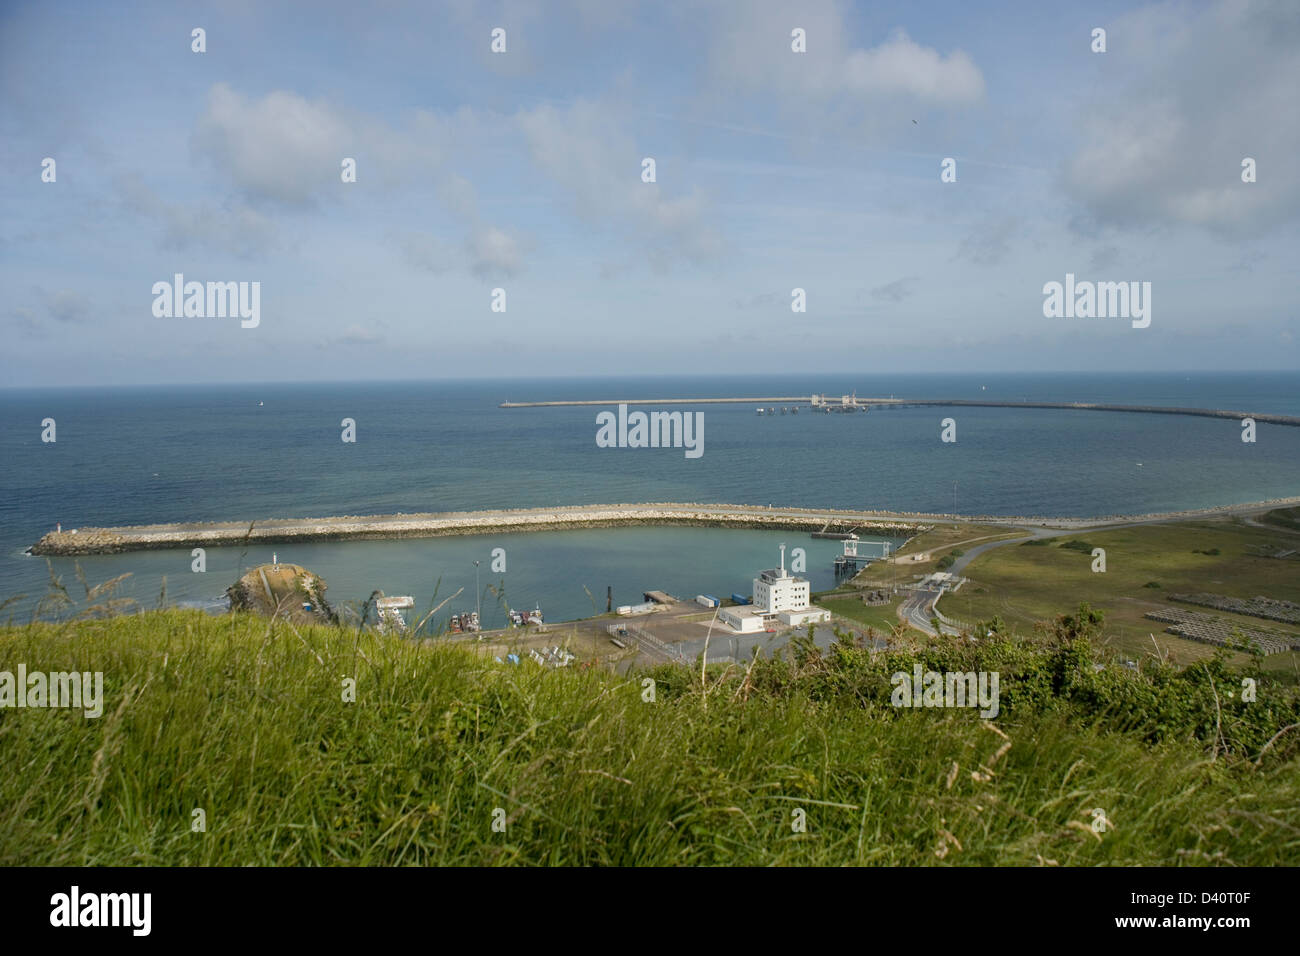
27,497,1300,556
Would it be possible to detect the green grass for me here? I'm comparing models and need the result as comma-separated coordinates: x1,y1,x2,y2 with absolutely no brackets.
2,608,1298,865
943,518,1300,679
820,595,910,634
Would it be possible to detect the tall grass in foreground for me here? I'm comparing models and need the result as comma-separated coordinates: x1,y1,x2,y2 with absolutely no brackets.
0,609,1297,866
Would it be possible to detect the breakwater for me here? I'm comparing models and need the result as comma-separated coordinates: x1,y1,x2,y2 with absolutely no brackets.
29,504,929,556
27,496,1300,556
500,397,1300,427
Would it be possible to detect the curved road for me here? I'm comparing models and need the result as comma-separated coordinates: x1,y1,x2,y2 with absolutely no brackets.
902,502,1289,636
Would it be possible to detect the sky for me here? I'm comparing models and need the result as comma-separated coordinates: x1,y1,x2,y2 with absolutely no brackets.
1,0,1297,386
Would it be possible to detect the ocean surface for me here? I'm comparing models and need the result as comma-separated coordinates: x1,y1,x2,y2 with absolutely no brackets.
2,371,1298,624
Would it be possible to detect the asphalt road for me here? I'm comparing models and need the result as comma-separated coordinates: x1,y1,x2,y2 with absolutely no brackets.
899,587,945,635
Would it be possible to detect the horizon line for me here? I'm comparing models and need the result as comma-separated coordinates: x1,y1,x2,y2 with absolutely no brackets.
3,368,1298,392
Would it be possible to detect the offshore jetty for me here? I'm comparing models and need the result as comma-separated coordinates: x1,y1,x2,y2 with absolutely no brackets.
27,497,1300,557
500,396,1300,426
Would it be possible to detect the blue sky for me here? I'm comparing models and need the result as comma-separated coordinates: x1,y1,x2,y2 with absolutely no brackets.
2,0,1297,385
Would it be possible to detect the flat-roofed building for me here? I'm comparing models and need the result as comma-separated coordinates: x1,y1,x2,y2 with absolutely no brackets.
754,566,810,614
721,545,830,632
718,605,769,633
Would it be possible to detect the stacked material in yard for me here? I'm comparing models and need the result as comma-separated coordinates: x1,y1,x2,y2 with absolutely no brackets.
1169,592,1300,627
1145,607,1300,656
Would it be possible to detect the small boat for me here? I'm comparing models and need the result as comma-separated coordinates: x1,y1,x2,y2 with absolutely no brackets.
257,401,264,406
449,614,462,634
756,407,764,415
526,604,544,625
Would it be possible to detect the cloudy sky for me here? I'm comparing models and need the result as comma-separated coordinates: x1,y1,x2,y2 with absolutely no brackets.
2,0,1297,386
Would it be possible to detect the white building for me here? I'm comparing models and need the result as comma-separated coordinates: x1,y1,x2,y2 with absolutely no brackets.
718,545,831,633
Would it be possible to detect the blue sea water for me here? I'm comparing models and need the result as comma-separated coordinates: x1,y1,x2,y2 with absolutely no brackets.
1,371,1297,623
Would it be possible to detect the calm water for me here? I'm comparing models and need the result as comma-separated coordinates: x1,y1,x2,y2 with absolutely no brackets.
2,372,1297,622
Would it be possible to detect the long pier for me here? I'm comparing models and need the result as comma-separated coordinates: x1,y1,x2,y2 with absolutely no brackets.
500,397,809,407
500,396,1300,426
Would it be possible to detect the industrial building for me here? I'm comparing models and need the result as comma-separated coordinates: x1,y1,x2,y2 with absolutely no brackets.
718,545,831,633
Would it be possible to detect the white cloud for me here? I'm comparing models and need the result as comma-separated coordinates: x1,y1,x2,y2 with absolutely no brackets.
115,172,278,257
188,86,526,272
467,227,523,277
194,84,352,206
707,2,984,107
518,100,722,267
839,31,984,103
1063,0,1300,234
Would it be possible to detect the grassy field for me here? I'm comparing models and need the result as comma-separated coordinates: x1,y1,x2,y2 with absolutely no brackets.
819,594,912,635
853,523,1027,587
942,517,1300,679
2,608,1298,865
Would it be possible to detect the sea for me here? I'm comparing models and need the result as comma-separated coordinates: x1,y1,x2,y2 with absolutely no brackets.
2,371,1298,627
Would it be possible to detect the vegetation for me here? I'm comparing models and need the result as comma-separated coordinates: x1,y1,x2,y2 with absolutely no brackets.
1,606,1297,866
1260,506,1300,533
819,594,912,634
936,548,965,571
942,518,1300,679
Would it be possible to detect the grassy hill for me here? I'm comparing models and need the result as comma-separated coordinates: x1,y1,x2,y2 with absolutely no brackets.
1,608,1298,866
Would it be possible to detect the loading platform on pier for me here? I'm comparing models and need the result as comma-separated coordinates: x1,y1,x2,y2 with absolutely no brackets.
833,538,891,574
